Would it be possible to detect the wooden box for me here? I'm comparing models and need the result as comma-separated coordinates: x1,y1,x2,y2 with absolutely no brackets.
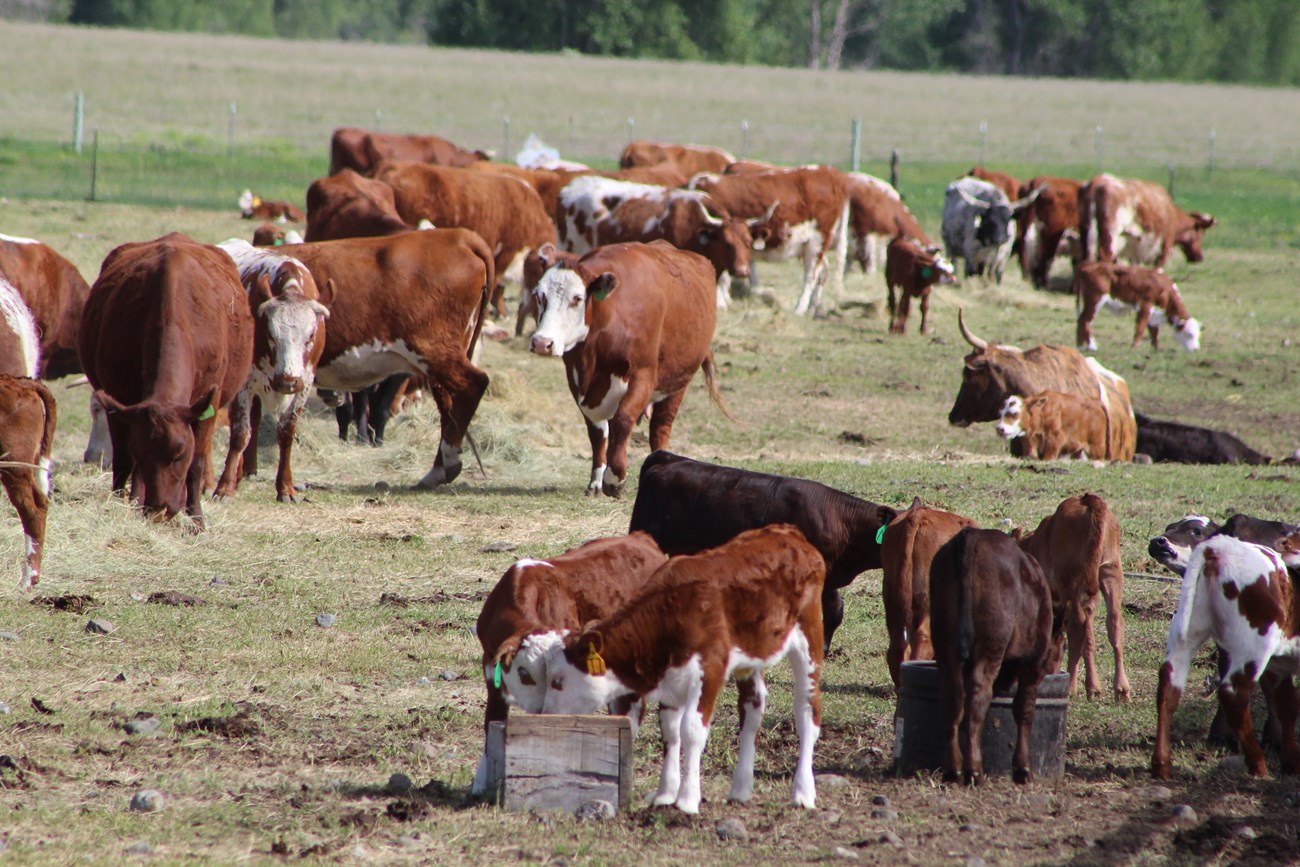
484,714,633,813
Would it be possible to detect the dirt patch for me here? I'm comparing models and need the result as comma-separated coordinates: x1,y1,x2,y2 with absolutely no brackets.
147,590,206,606
30,594,95,613
175,708,261,738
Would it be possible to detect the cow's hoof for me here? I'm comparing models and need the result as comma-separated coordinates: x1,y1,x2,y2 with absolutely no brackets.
276,492,299,504
1150,759,1172,780
601,478,625,499
416,460,462,490
584,485,601,498
1012,767,1031,785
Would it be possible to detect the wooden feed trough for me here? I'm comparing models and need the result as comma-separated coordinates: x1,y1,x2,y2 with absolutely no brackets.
483,714,633,813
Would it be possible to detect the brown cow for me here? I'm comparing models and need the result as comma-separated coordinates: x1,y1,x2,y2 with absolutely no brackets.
1074,261,1201,351
1016,176,1081,289
0,276,40,379
967,166,1022,203
931,527,1064,785
328,127,489,176
618,140,736,176
0,375,56,589
1016,494,1130,702
948,310,1137,461
0,233,91,379
880,498,977,687
372,160,556,318
528,242,730,498
466,162,582,224
251,223,304,247
995,392,1110,461
1079,173,1216,266
884,235,956,335
471,532,666,796
845,172,929,275
238,190,304,223
79,234,254,528
305,169,415,242
279,230,492,489
533,524,826,813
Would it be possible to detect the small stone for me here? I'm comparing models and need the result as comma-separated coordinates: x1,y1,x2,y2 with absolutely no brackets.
716,817,749,841
125,717,162,736
1231,824,1257,840
574,799,615,821
966,858,987,867
816,773,849,788
208,577,229,587
437,670,461,682
879,830,903,847
1134,785,1173,801
1132,453,1154,465
871,794,891,808
1218,755,1247,773
480,541,518,553
130,789,166,813
871,808,898,820
0,701,10,714
959,823,983,833
823,811,842,825
86,618,114,635
130,591,146,602
124,842,153,856
409,741,438,760
387,773,413,794
832,846,860,860
415,677,431,687
0,631,18,642
1168,804,1197,827
315,614,336,628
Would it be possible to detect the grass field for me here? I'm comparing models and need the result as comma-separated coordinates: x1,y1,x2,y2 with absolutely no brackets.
2,22,1300,866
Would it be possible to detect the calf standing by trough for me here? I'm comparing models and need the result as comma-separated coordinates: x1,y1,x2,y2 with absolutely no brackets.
531,524,826,813
0,374,57,589
1074,261,1201,351
528,242,731,498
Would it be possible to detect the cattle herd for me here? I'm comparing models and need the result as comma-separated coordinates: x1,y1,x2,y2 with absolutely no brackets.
2,126,1296,815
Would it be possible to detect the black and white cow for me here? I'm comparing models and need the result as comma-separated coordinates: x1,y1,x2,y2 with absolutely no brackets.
941,177,1037,284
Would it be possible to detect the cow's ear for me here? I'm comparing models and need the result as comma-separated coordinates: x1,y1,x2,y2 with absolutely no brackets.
252,273,274,306
537,242,558,268
589,272,618,302
93,389,133,416
877,505,899,528
494,634,523,671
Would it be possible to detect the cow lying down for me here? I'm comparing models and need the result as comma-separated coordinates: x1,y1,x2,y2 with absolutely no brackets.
1135,413,1271,465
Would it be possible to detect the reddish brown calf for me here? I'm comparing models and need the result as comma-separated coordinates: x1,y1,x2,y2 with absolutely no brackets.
996,391,1110,461
884,236,955,335
0,375,57,589
1074,261,1201,351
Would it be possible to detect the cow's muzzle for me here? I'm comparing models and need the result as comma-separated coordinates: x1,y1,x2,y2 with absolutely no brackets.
272,374,305,395
530,336,556,357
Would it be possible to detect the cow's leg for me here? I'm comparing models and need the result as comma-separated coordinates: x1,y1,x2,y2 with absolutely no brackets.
242,394,263,479
351,388,373,444
107,412,133,497
729,672,767,804
894,292,912,335
651,703,685,806
274,397,306,503
368,374,410,446
1261,671,1300,775
792,247,822,316
962,659,998,785
1152,630,1206,778
1076,305,1097,352
1034,231,1062,289
918,289,934,335
1220,668,1268,777
331,392,353,441
788,627,822,809
647,389,686,453
416,357,489,490
1079,594,1104,700
1133,306,1153,349
582,418,608,497
886,282,899,332
1010,665,1042,784
185,417,218,531
715,272,732,310
939,659,966,784
1099,559,1131,702
601,378,654,498
821,585,845,653
4,471,47,590
214,388,252,499
676,668,720,814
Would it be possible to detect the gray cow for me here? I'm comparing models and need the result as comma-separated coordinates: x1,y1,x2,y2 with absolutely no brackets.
941,177,1038,284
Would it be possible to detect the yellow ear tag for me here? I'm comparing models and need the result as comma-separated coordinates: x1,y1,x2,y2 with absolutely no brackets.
586,644,607,676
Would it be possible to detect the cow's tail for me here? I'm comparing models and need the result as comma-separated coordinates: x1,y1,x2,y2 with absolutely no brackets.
1081,493,1108,598
465,239,497,363
955,531,975,663
701,352,738,423
1092,181,1113,262
33,379,58,494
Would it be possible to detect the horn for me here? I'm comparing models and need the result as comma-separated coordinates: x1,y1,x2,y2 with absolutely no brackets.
1010,184,1046,211
760,199,779,221
956,186,992,210
957,308,988,351
695,198,722,226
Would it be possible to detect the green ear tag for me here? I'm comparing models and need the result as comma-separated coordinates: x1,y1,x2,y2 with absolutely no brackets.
198,404,216,421
875,525,887,545
920,266,933,280
493,660,502,689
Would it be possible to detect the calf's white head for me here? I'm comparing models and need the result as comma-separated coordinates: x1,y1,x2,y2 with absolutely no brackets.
539,629,626,715
996,395,1026,440
529,265,617,357
496,631,565,714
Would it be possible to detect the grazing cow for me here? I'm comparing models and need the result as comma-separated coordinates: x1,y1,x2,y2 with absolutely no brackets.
79,234,253,527
0,275,41,378
690,166,849,316
845,172,929,275
529,242,730,497
0,375,56,589
328,126,488,176
531,524,826,813
1074,262,1201,351
278,230,492,489
0,233,91,379
212,240,331,502
372,160,556,318
884,235,955,335
305,169,415,242
931,527,1063,785
881,498,977,687
1079,173,1216,266
238,190,303,223
471,532,666,795
948,310,1137,461
941,177,1038,284
966,166,1022,203
252,223,303,247
618,140,736,176
1135,412,1270,465
995,391,1109,461
628,450,898,651
1016,494,1130,702
1016,176,1081,289
1152,531,1300,779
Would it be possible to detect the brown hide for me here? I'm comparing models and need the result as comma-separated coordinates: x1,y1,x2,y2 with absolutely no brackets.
0,374,57,589
607,163,690,188
305,169,413,242
691,166,847,251
0,237,90,379
466,162,581,223
1005,391,1109,461
618,140,735,176
1016,176,1080,288
884,236,949,335
966,166,1021,202
846,172,929,273
1074,261,1194,350
329,126,488,175
1079,174,1215,266
594,191,753,279
241,199,304,222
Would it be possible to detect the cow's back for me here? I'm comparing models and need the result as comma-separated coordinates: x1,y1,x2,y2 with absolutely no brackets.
305,169,412,242
0,236,90,378
1009,346,1135,461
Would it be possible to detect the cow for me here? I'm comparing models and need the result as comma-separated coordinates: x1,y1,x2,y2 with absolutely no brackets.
372,160,557,318
845,172,930,276
995,391,1110,461
471,532,666,796
690,166,849,316
528,524,826,813
618,140,736,176
1151,531,1300,779
628,450,898,652
78,234,254,528
466,161,582,223
931,527,1064,785
884,234,956,335
327,373,410,446
212,240,331,503
305,169,415,242
1078,173,1216,266
880,498,977,687
528,242,730,497
1016,176,1081,289
1135,413,1270,465
0,233,91,379
1015,494,1130,702
252,224,303,247
515,243,580,337
948,310,1137,462
941,177,1038,284
608,163,690,188
0,275,41,379
238,190,304,223
0,375,56,589
966,166,1022,203
277,230,493,490
328,127,489,176
1074,261,1201,351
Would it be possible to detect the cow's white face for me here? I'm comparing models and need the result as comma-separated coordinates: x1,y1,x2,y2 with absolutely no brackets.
505,632,565,713
540,641,623,715
258,293,329,394
1173,317,1202,352
996,395,1025,439
530,267,614,357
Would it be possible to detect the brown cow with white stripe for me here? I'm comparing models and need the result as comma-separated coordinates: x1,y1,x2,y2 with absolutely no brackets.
1078,173,1215,266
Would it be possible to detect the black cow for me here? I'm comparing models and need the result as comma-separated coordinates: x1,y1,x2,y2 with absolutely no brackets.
321,373,412,446
628,450,898,651
1136,413,1271,465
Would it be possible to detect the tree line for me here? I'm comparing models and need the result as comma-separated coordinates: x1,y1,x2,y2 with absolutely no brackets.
8,0,1297,86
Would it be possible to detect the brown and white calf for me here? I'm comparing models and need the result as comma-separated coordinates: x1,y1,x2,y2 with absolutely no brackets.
1016,494,1130,702
214,240,331,502
1152,531,1300,779
880,498,976,687
471,532,666,796
1074,261,1201,351
996,391,1110,461
528,242,732,498
529,524,826,813
930,527,1063,785
884,235,955,335
238,190,304,223
0,375,57,589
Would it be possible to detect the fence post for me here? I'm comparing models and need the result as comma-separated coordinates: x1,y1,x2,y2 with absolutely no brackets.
890,148,900,190
1167,163,1176,198
73,92,84,154
87,128,99,201
626,117,634,143
1206,128,1215,181
850,118,860,172
375,110,382,131
1094,125,1103,174
741,119,749,160
978,120,987,165
502,116,510,162
227,102,237,156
